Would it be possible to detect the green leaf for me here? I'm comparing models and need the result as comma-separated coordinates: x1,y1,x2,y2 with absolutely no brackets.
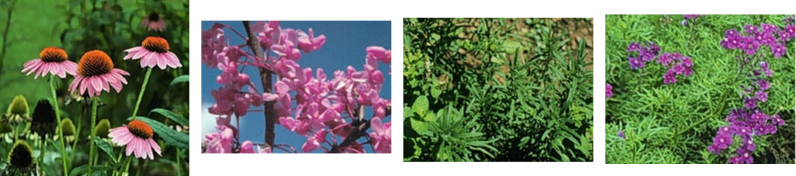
128,116,189,148
70,165,113,176
431,87,442,99
424,112,437,122
430,33,441,42
70,165,88,176
150,108,189,126
94,138,118,163
503,41,522,52
518,136,531,146
410,118,428,135
170,75,189,86
411,96,430,116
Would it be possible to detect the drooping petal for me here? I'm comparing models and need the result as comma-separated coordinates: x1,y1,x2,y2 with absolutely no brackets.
126,138,137,156
149,138,162,156
166,52,183,68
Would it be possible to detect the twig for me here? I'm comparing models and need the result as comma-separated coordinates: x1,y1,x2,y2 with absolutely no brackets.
0,0,18,74
330,106,371,153
242,21,276,148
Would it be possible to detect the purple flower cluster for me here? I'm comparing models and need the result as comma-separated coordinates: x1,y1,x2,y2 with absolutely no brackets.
784,16,795,24
708,61,779,163
626,42,660,70
656,52,694,84
682,14,699,26
606,84,613,98
720,23,793,58
626,42,693,84
709,19,794,163
708,109,785,164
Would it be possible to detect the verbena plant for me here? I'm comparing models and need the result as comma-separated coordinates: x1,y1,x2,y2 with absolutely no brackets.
404,18,593,162
606,15,795,164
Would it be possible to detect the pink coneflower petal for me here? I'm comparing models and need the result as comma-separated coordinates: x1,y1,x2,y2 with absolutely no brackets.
78,77,90,95
22,59,41,74
109,126,134,145
69,75,82,93
69,50,128,97
124,36,181,70
149,138,162,155
64,62,78,76
110,120,160,160
22,47,77,79
156,53,167,69
166,52,182,67
123,47,146,60
126,138,137,156
142,12,166,32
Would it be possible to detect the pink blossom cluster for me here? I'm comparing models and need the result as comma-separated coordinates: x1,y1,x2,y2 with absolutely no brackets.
201,21,391,153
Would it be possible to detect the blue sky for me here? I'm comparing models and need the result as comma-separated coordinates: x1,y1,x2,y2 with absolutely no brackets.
201,21,391,153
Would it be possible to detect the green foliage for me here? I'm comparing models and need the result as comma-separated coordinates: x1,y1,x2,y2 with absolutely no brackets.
93,138,117,164
169,75,189,86
130,116,188,149
405,97,499,161
1,0,189,174
404,18,593,161
605,14,795,164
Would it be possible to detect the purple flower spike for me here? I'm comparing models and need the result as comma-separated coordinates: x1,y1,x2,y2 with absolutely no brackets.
617,130,626,139
684,14,699,19
606,84,613,98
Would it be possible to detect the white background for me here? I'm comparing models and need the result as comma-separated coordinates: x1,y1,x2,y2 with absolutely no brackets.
189,0,796,175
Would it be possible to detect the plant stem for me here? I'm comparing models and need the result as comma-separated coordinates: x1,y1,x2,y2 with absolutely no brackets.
122,154,132,175
242,21,276,148
115,148,125,176
672,86,731,138
39,139,46,175
70,108,83,159
88,97,98,175
50,76,70,174
131,68,153,120
176,148,182,176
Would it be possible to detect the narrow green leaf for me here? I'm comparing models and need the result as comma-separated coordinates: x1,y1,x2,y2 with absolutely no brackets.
94,138,118,163
150,108,189,126
70,165,88,176
170,75,189,86
128,116,189,148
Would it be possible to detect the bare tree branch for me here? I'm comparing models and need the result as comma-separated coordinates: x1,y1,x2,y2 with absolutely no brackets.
242,21,276,148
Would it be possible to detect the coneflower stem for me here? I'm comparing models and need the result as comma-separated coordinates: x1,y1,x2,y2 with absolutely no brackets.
121,154,132,175
50,76,69,174
176,148,182,176
39,139,47,175
131,68,153,120
88,97,98,175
